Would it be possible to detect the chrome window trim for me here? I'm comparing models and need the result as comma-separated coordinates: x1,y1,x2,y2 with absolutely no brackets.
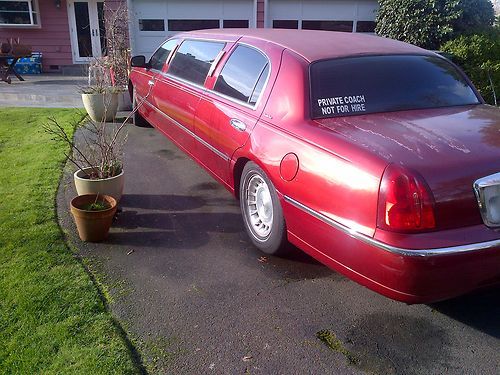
137,93,229,162
284,195,500,257
207,50,226,77
165,41,180,66
208,42,272,111
473,172,500,228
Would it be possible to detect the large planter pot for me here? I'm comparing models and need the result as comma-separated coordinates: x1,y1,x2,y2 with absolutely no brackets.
70,194,117,242
82,92,119,122
74,167,124,202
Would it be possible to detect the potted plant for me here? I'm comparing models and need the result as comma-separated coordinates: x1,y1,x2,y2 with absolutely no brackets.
44,86,151,202
81,85,119,122
81,56,121,122
45,112,126,202
70,193,117,242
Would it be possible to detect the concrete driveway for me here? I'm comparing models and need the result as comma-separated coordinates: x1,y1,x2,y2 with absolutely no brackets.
58,124,500,374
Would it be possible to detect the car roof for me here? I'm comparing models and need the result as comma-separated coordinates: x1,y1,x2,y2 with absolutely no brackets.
180,28,432,62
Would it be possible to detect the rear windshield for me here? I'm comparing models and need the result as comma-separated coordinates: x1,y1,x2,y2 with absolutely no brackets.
310,55,480,119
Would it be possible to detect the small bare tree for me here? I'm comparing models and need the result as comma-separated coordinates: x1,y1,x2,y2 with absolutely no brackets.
44,87,152,179
104,2,131,89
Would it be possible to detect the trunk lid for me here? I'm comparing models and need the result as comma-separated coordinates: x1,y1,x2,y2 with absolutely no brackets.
314,104,500,229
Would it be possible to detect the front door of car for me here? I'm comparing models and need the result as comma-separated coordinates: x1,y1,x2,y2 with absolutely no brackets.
152,39,226,154
194,45,272,184
133,39,179,123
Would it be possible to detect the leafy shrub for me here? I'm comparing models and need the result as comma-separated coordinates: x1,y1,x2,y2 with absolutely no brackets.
452,0,495,35
375,0,495,50
375,0,461,50
441,30,500,105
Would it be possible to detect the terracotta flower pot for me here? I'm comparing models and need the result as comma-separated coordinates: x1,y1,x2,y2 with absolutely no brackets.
70,194,117,242
74,167,124,202
82,92,119,122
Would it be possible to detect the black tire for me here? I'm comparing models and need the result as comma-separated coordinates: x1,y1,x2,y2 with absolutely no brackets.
240,162,288,255
131,86,152,128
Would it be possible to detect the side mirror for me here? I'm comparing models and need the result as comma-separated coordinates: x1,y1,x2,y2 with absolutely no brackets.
131,55,149,68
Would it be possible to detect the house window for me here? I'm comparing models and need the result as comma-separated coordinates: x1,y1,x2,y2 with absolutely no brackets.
168,19,219,32
302,20,354,32
273,20,298,29
0,0,39,26
356,21,376,33
223,20,249,28
139,19,165,31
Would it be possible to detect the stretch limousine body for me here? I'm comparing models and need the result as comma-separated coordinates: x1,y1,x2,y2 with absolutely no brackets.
129,29,500,303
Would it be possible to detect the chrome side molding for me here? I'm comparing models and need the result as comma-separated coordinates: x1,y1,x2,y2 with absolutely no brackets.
284,195,500,257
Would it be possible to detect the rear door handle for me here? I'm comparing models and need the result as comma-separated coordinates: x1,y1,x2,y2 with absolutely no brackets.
148,80,155,86
230,118,246,131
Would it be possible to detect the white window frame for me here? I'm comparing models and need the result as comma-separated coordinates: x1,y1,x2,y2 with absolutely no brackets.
0,0,40,27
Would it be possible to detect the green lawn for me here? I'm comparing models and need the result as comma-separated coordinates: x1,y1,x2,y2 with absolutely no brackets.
0,108,140,374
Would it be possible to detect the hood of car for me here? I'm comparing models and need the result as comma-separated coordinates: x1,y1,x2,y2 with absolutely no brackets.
314,104,500,229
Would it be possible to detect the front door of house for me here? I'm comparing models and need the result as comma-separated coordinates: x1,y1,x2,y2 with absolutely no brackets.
68,0,106,63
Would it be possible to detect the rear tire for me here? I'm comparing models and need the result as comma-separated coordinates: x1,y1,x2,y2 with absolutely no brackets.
240,162,288,255
132,86,152,128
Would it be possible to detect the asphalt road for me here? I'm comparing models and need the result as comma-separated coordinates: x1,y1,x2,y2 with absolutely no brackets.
58,124,500,375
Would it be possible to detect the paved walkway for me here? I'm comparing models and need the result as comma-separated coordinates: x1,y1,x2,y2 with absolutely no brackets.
0,74,86,108
57,124,500,374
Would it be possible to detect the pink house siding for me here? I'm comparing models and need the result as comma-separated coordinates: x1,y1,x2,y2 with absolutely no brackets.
257,0,265,28
0,0,72,72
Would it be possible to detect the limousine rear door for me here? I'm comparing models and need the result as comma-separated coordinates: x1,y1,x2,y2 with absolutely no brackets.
194,43,281,184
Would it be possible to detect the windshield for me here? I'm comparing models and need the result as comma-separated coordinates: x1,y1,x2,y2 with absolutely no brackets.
310,55,480,119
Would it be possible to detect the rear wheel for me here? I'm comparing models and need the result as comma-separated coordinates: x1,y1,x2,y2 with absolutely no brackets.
132,86,152,128
240,162,288,255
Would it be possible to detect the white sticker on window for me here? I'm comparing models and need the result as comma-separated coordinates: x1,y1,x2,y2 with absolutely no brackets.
316,95,366,116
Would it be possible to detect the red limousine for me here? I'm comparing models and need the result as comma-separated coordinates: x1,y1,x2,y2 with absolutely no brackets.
129,29,500,304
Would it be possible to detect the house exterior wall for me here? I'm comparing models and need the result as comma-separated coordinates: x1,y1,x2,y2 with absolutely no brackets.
0,0,73,72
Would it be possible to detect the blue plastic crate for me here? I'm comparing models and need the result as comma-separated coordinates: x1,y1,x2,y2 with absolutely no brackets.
6,52,42,74
13,62,42,74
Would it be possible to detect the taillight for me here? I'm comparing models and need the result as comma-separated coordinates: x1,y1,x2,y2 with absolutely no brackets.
377,164,436,232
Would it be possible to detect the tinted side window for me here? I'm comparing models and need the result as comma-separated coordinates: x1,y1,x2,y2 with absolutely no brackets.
214,46,269,104
168,40,225,86
149,39,178,71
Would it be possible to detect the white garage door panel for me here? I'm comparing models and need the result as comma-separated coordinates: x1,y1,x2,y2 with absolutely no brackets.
131,0,254,58
268,0,301,18
268,0,378,28
301,1,356,20
357,1,378,21
133,0,167,17
166,0,252,18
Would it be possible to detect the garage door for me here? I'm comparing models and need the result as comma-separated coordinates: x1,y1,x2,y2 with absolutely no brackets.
130,0,255,57
268,0,378,33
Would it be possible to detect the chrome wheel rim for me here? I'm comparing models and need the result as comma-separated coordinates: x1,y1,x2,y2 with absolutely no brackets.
246,174,273,239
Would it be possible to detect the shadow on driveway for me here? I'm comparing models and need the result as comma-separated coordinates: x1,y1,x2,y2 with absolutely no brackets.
431,287,500,339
